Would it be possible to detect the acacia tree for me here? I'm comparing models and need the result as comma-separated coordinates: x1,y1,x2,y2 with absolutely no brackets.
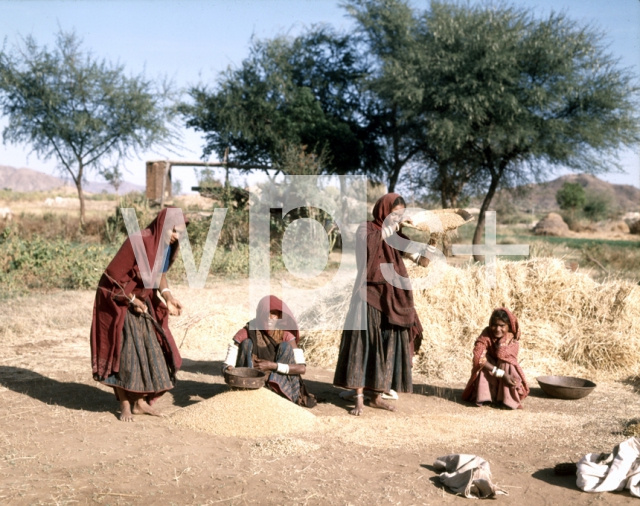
0,31,176,225
180,29,374,179
414,2,640,259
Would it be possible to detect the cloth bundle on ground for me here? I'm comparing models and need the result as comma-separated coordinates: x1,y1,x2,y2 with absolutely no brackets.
433,454,508,499
577,437,640,498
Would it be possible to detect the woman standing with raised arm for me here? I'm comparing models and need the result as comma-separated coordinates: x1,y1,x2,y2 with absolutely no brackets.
333,193,430,415
90,207,187,421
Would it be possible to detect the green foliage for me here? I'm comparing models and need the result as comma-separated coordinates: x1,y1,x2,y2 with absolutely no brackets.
557,183,587,210
103,193,155,245
180,27,381,180
0,230,118,290
0,30,177,224
583,192,612,221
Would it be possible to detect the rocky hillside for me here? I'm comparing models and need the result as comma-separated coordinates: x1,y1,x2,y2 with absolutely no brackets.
0,164,144,194
504,173,640,212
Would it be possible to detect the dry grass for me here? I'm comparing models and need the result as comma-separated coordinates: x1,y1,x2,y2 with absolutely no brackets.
168,387,317,438
299,257,640,383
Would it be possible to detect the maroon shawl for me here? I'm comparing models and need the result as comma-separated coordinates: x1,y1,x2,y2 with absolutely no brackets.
461,308,529,400
251,295,300,344
354,193,423,354
90,207,186,380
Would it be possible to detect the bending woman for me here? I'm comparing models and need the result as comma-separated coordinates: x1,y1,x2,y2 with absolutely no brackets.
223,295,316,408
90,208,186,421
461,308,529,409
333,193,429,416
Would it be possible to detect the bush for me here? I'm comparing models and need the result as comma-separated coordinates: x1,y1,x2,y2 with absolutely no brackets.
0,231,118,290
556,182,586,210
583,193,612,221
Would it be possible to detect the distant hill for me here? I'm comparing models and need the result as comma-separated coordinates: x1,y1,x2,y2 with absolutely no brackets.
503,173,640,213
0,164,144,194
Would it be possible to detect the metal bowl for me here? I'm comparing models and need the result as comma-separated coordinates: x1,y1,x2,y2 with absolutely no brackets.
223,367,267,390
536,375,596,400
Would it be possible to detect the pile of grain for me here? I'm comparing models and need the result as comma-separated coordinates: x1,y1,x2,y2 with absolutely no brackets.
249,436,320,458
533,213,571,236
299,257,640,382
169,387,317,438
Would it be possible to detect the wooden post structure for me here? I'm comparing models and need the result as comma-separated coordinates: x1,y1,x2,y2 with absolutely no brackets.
146,160,172,205
145,160,271,208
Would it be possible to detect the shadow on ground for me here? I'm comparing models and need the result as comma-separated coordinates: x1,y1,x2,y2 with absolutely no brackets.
413,382,465,404
531,468,581,491
0,366,113,412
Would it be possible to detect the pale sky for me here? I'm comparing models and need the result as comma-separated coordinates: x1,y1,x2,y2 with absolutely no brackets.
0,0,638,192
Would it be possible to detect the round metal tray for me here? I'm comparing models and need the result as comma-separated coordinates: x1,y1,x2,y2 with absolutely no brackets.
223,367,267,389
536,375,596,400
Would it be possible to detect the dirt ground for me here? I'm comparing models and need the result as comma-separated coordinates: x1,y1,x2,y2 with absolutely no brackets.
1,282,640,506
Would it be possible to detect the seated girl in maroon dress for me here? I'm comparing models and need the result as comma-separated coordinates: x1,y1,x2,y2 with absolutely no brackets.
461,308,529,409
223,295,315,407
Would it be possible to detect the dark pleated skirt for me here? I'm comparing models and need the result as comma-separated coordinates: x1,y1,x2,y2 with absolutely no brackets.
333,298,413,393
102,310,175,394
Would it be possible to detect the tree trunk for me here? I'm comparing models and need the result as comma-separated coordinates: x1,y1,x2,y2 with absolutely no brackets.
76,178,86,228
472,169,502,263
74,161,86,228
387,162,403,193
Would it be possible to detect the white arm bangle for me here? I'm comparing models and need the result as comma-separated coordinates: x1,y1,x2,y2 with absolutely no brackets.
490,366,497,376
129,294,136,303
293,348,306,365
223,342,239,369
495,369,505,378
407,252,421,263
426,245,436,253
276,363,290,375
161,288,171,294
381,223,399,239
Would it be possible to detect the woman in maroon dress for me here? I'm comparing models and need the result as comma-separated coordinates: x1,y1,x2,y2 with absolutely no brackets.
461,308,530,409
333,193,428,415
90,208,186,421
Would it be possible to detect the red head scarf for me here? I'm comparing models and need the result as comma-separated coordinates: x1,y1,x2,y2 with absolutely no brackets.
489,308,521,341
91,207,188,381
253,295,300,344
371,192,403,229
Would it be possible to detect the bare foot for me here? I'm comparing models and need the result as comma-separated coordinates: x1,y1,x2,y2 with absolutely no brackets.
369,394,396,412
119,400,134,422
349,395,364,416
132,398,164,417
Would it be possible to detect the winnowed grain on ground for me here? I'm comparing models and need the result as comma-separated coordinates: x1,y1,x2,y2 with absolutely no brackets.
169,387,317,438
299,258,640,383
249,436,320,458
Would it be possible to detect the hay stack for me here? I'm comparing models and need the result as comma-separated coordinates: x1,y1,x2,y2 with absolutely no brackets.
402,208,473,238
605,220,630,234
533,213,570,236
169,387,316,438
299,258,640,382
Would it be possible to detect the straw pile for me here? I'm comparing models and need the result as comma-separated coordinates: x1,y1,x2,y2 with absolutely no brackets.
533,213,570,236
299,257,640,382
402,208,473,238
169,387,317,438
